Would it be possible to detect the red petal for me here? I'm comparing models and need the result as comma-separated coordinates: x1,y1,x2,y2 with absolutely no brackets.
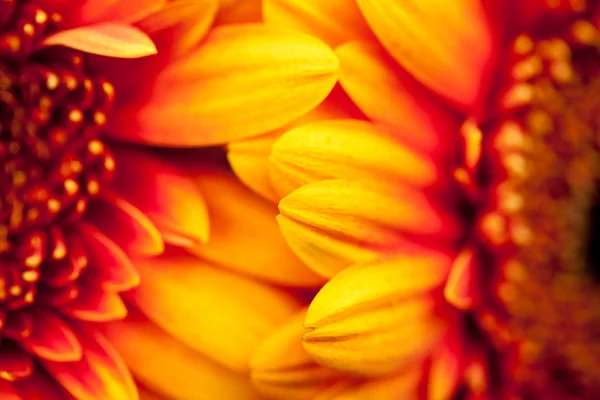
20,309,82,362
41,23,157,58
43,328,138,400
444,248,479,310
79,223,140,291
62,289,127,322
0,345,33,381
88,193,164,257
14,371,69,400
0,380,21,400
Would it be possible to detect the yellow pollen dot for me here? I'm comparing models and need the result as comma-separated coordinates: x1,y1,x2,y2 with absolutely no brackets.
480,212,507,245
93,111,107,126
550,60,574,83
46,72,59,90
69,109,83,123
514,35,534,55
35,10,48,24
87,180,100,195
0,372,15,381
88,139,104,155
499,190,524,214
24,254,42,268
102,81,115,97
498,282,519,303
461,118,482,170
495,121,526,150
12,171,26,186
504,260,528,283
64,179,79,195
572,20,598,44
104,156,115,171
510,220,533,246
9,285,21,297
26,208,39,222
21,270,39,282
75,199,86,213
526,109,554,135
47,198,61,213
512,56,543,81
538,39,571,60
23,291,34,303
503,83,534,109
22,23,34,37
8,142,19,154
53,242,67,260
504,153,528,178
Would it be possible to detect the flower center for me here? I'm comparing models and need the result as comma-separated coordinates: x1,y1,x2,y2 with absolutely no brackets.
0,3,115,315
476,11,600,398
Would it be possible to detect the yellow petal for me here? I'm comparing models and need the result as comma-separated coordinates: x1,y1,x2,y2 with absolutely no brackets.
228,86,363,202
335,40,459,155
112,148,210,248
315,370,423,400
278,179,460,277
104,312,260,400
356,0,492,107
130,249,301,372
216,0,262,24
263,0,373,46
428,332,465,400
110,24,338,146
190,169,325,287
303,255,451,375
251,308,339,400
268,119,437,199
42,23,157,58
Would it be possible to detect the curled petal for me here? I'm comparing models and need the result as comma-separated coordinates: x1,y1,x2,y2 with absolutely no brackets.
41,23,157,58
268,119,437,198
62,289,127,322
20,310,82,362
356,0,493,107
263,0,373,46
110,24,338,146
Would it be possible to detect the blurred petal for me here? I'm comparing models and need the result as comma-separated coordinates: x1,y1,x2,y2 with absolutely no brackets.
315,371,423,400
335,41,459,155
90,194,164,257
20,310,82,362
14,371,69,400
110,24,338,146
130,250,301,372
428,332,465,400
251,308,339,400
269,119,437,199
304,255,451,375
278,179,460,277
356,0,492,107
190,169,324,286
136,0,218,57
62,289,127,322
216,0,262,24
228,85,363,202
112,148,209,248
0,381,21,400
104,312,259,400
263,0,373,46
42,23,157,58
80,223,140,291
43,328,138,400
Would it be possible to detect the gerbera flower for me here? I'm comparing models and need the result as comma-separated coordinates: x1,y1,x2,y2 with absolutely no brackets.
0,0,338,399
227,0,600,398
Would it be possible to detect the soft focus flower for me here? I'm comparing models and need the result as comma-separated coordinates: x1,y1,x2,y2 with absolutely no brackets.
0,0,338,399
228,0,600,399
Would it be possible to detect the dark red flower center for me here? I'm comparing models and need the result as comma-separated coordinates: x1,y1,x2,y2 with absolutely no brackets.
0,0,115,351
474,6,600,399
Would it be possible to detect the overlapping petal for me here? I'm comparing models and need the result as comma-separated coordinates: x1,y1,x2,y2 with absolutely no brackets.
109,24,339,146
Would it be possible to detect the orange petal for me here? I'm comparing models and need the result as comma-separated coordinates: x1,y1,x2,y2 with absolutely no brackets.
0,381,21,400
43,328,138,400
268,119,437,199
315,371,423,400
444,248,479,310
109,24,338,146
0,345,33,381
228,85,364,202
79,223,140,292
89,193,164,257
20,310,82,362
263,0,373,46
62,289,127,322
104,311,260,400
251,308,339,400
303,255,451,375
138,387,168,400
215,0,262,24
41,23,157,58
130,249,301,372
190,169,324,287
428,332,465,400
335,40,459,155
136,0,219,57
356,0,493,107
278,179,460,277
112,148,209,248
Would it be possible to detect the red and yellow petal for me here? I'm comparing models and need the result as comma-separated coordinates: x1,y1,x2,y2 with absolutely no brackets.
215,0,262,24
129,249,302,372
109,24,338,147
263,0,373,46
356,0,493,107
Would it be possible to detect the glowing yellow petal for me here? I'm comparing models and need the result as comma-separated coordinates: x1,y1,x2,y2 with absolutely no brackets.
110,24,338,146
251,308,339,400
316,370,423,400
269,119,437,198
263,0,373,46
104,312,260,400
278,179,460,277
228,86,363,202
336,40,459,154
303,255,451,375
191,169,325,287
428,333,465,400
130,250,301,372
356,0,492,107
